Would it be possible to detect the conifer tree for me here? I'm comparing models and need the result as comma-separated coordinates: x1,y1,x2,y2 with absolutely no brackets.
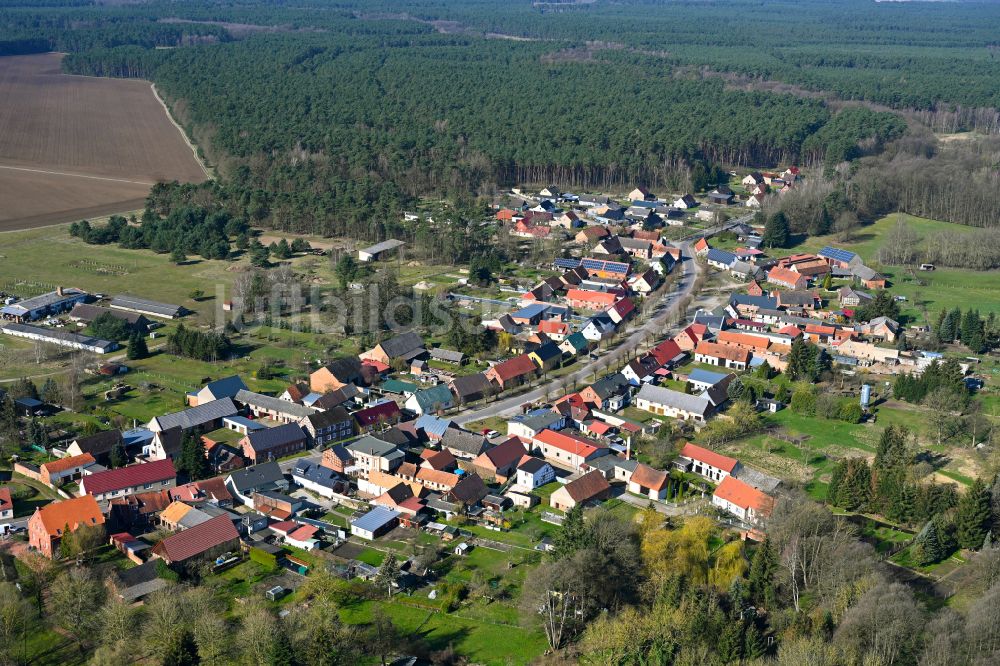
957,478,993,550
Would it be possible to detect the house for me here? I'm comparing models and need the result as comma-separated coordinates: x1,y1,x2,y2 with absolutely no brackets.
559,331,591,358
581,373,630,411
838,286,871,308
235,390,316,425
629,186,655,201
472,437,527,481
515,457,556,490
693,238,710,255
360,331,425,365
351,506,400,540
64,429,125,465
170,478,233,506
621,355,660,385
707,189,734,205
580,257,630,280
151,514,240,565
321,444,354,474
575,226,610,244
299,406,354,446
712,476,774,523
851,264,886,289
345,435,404,477
528,341,562,373
309,357,365,393
358,239,404,262
687,368,731,393
160,501,213,531
145,427,183,462
694,341,751,370
291,460,345,499
648,338,685,367
107,490,172,531
550,471,610,511
78,459,176,502
818,246,861,269
148,398,238,433
448,373,492,405
628,463,669,501
745,193,765,208
191,376,248,407
240,423,308,463
716,330,771,354
836,339,900,366
254,490,303,520
767,267,810,291
485,355,538,391
40,453,96,487
508,410,566,439
629,269,661,295
404,384,454,416
225,462,289,506
742,172,764,189
678,442,739,482
353,401,402,432
533,429,607,470
0,487,12,521
706,248,738,270
429,348,465,365
774,290,820,311
440,428,489,459
606,297,636,325
28,495,105,558
634,384,712,422
858,316,900,343
578,316,614,343
673,194,698,209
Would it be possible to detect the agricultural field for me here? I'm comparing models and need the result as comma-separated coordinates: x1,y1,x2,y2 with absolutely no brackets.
0,53,208,230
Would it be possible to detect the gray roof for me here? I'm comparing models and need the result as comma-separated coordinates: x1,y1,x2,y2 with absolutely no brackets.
440,428,488,456
303,405,352,429
244,423,307,454
706,249,738,266
149,397,238,431
351,506,400,532
110,295,183,318
291,459,341,490
200,375,248,400
851,264,879,281
1,322,116,352
70,303,149,328
450,373,491,399
1,288,86,316
346,435,400,458
635,384,711,417
730,294,778,310
226,461,285,492
429,348,464,363
377,331,425,359
586,454,638,474
589,373,629,400
359,239,405,256
513,410,563,432
734,466,782,493
235,390,316,418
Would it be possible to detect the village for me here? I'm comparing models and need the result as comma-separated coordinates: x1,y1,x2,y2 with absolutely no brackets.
0,168,991,664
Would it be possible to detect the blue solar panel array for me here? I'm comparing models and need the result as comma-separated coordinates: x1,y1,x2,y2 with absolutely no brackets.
581,258,629,274
819,246,857,263
554,258,582,269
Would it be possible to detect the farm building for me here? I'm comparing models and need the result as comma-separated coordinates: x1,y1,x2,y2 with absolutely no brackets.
350,506,400,540
358,239,404,262
68,303,150,333
0,322,117,354
110,295,184,319
0,287,88,322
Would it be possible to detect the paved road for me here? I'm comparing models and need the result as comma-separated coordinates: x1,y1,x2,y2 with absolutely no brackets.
453,214,751,425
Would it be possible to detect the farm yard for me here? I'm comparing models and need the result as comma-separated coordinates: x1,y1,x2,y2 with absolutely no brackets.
0,53,208,230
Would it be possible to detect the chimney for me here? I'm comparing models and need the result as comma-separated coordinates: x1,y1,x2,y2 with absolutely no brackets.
56,286,63,296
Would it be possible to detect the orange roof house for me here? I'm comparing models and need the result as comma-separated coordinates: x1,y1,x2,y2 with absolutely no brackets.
712,476,774,523
694,238,710,254
565,289,618,310
28,495,105,558
673,324,707,351
766,267,809,290
716,330,770,352
40,453,96,486
694,341,751,368
0,487,12,520
679,442,739,482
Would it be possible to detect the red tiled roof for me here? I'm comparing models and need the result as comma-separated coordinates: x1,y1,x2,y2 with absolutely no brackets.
714,476,774,515
489,355,538,382
81,459,175,496
0,487,11,513
152,514,239,563
631,463,668,491
287,524,318,541
680,442,738,473
607,298,635,318
475,437,527,471
562,470,610,502
695,341,751,363
777,324,802,337
649,339,682,365
767,267,807,286
566,289,618,307
534,429,601,459
587,420,613,435
717,330,770,351
538,320,569,335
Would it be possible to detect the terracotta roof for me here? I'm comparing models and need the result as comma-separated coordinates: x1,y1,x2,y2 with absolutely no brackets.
680,442,738,473
566,289,618,307
80,459,176,496
714,476,774,515
805,324,836,335
562,470,610,502
415,467,459,488
716,330,770,351
170,477,232,504
287,524,319,541
151,514,239,563
0,487,11,513
534,429,601,459
41,453,96,475
474,437,527,471
160,501,194,525
33,495,104,537
488,355,538,382
631,463,668,491
109,489,172,515
538,320,569,335
767,267,806,286
695,341,751,363
420,449,456,470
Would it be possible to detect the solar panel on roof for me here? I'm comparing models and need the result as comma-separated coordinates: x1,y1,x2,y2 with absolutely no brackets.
554,258,581,269
820,246,856,262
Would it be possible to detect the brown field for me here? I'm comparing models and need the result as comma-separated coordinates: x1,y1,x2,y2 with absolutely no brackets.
0,52,209,230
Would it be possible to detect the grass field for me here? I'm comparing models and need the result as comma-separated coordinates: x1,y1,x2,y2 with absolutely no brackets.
788,213,1000,320
0,53,208,230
